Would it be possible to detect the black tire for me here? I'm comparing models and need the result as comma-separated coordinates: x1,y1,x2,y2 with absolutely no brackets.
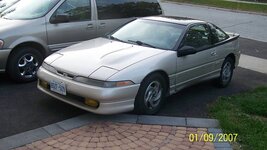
7,47,44,83
134,73,167,115
216,57,234,88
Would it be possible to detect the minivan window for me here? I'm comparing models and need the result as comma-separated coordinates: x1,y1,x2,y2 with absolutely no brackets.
51,0,91,23
135,0,163,16
1,0,60,20
96,0,135,20
96,0,162,20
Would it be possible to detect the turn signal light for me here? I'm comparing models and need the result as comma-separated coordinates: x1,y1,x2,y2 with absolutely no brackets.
84,98,99,108
39,80,49,89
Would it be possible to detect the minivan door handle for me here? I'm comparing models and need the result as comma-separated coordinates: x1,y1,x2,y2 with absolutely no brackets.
210,51,217,56
99,22,106,29
87,24,94,29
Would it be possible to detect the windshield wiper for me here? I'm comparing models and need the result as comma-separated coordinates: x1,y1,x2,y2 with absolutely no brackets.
128,40,156,48
1,8,15,16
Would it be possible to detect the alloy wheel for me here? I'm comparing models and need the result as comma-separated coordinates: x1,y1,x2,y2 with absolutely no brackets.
222,61,232,84
144,81,162,110
18,54,39,78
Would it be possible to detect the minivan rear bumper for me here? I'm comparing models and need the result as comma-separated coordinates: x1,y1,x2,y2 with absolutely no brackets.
0,49,11,72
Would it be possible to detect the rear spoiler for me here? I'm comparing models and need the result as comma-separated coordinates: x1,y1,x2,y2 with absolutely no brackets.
225,32,240,38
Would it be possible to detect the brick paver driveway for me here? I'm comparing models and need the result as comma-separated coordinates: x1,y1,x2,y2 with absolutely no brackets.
15,122,215,150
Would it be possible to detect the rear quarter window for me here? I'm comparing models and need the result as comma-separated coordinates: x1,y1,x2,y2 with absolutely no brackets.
96,0,162,20
209,23,229,44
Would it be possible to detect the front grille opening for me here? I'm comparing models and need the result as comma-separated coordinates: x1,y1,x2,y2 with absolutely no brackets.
57,71,75,79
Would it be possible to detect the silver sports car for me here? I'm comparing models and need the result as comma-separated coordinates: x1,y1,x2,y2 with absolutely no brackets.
37,16,240,115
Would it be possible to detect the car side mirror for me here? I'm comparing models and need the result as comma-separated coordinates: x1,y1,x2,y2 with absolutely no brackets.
50,14,69,24
177,46,197,57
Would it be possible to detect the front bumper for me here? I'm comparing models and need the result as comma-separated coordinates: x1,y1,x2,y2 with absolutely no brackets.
37,67,140,114
0,49,11,72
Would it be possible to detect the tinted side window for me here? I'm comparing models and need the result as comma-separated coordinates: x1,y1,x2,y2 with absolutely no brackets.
52,0,91,22
96,0,133,20
134,0,162,17
209,23,229,44
183,24,212,50
96,0,162,20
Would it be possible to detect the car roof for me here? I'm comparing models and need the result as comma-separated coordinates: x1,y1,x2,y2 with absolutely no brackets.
141,16,206,26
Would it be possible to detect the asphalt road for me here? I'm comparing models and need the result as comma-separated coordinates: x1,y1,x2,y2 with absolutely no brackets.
0,38,267,139
162,1,267,42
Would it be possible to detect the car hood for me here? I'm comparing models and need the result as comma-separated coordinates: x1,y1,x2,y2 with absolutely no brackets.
47,38,165,78
0,18,44,41
0,18,25,31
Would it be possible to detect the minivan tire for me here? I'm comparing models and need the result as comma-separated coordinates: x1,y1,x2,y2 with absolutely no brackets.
7,47,44,83
216,57,234,88
134,73,167,115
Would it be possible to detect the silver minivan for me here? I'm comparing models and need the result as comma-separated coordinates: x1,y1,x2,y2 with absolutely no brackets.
0,0,163,82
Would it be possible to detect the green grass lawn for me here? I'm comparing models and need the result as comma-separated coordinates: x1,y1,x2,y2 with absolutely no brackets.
209,87,267,150
168,0,267,14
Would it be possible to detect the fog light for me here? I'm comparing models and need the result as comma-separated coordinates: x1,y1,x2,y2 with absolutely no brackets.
85,98,99,108
39,80,49,89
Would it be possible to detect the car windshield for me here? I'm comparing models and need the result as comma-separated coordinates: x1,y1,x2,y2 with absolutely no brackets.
0,0,19,13
111,19,185,50
1,0,60,19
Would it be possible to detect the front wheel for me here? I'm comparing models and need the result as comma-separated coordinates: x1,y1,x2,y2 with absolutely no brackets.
7,47,44,82
216,57,234,88
134,73,167,115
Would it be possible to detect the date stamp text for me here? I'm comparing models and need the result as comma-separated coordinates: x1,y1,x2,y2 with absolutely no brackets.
189,133,238,142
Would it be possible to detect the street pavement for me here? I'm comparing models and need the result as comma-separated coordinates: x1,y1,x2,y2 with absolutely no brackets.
162,1,267,42
239,38,267,59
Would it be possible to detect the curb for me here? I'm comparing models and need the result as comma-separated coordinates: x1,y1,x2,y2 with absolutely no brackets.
0,114,231,150
162,0,267,17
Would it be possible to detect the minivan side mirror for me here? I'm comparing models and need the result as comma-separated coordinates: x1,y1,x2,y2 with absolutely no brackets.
177,46,197,57
50,14,69,24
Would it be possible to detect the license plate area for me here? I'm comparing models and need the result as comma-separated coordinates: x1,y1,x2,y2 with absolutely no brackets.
50,80,66,96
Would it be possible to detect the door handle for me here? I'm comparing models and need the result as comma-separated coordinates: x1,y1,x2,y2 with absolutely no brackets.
87,24,94,29
211,51,217,56
99,22,106,28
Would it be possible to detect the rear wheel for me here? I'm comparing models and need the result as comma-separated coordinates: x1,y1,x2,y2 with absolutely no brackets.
7,47,44,82
216,57,234,88
134,73,167,115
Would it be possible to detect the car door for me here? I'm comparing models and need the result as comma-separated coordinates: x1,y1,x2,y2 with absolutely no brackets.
175,23,217,89
46,0,97,51
209,23,233,70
